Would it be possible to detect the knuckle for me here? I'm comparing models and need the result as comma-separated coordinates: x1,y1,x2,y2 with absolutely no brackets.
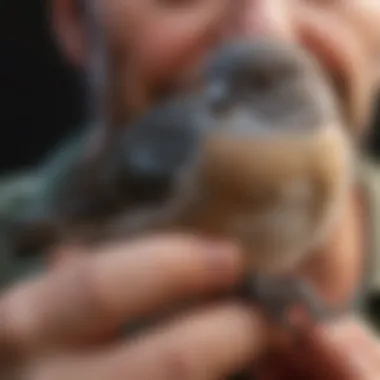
62,259,111,324
149,233,205,253
34,258,111,341
148,234,206,271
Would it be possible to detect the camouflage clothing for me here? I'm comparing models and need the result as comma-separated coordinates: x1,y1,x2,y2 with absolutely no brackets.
0,170,46,286
0,136,380,327
0,128,89,287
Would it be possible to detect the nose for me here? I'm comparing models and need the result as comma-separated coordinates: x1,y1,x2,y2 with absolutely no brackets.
225,0,295,42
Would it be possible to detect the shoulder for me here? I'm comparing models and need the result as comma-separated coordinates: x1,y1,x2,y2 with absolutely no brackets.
0,128,90,288
0,128,90,289
0,127,90,217
0,171,44,218
0,170,46,288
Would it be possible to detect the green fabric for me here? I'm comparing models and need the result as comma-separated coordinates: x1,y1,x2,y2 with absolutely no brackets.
0,127,89,287
0,171,46,287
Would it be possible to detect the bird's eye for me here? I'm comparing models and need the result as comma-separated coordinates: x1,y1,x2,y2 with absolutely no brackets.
249,72,277,93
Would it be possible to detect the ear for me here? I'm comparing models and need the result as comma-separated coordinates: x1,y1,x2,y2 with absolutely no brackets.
50,0,87,67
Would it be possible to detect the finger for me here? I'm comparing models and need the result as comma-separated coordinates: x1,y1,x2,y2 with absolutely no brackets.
255,350,304,379
298,317,380,379
256,318,380,379
339,319,380,373
29,302,267,380
0,234,242,354
47,244,86,269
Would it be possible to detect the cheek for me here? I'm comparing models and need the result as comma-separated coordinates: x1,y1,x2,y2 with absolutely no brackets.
136,22,213,82
352,2,380,83
333,1,380,71
295,5,376,129
126,3,231,85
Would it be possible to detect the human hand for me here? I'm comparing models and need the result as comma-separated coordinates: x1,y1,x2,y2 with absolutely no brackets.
256,317,380,379
0,234,268,380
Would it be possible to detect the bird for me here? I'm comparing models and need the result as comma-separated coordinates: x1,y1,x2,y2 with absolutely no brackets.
6,38,355,328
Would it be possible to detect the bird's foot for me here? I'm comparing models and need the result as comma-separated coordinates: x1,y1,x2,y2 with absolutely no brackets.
241,273,337,331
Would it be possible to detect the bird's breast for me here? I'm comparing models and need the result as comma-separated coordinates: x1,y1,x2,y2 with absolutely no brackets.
171,121,353,274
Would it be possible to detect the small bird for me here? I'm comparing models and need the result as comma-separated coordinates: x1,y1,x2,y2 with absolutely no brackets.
7,38,354,328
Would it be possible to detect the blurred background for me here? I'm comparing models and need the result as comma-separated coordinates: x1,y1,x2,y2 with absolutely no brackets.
0,0,379,176
0,0,85,176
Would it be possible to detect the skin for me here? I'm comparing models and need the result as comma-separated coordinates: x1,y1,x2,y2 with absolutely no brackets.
1,0,380,378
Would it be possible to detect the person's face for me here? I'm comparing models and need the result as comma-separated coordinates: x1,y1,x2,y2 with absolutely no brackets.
53,0,380,131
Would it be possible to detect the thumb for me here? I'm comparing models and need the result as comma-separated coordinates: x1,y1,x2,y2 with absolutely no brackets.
297,317,378,379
